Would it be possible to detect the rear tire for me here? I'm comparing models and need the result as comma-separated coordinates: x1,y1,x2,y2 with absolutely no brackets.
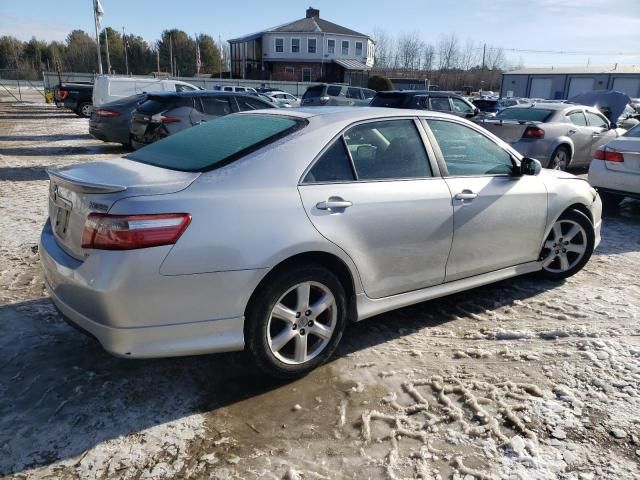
600,192,624,216
539,210,594,280
245,265,347,379
76,102,92,118
549,145,571,171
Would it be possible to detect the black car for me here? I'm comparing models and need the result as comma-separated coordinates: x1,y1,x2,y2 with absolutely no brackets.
130,91,276,149
54,82,94,118
89,94,147,148
370,90,479,118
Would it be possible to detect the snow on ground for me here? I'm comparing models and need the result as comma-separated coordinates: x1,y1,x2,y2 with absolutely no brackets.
0,101,639,479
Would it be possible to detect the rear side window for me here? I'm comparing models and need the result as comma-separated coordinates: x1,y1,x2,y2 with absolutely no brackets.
346,88,362,99
127,114,305,172
369,93,410,108
567,111,587,126
201,97,233,116
303,140,355,183
303,85,324,99
585,111,608,128
137,97,193,114
623,124,640,137
326,86,342,96
430,97,451,111
363,89,376,99
236,96,273,111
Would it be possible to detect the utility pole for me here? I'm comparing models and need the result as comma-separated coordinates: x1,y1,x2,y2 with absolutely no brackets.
123,27,129,75
219,34,223,80
156,44,160,74
93,0,104,74
481,43,486,70
169,35,174,77
105,28,111,74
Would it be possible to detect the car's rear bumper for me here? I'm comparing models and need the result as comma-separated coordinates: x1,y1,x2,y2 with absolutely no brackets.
589,160,640,197
39,220,256,358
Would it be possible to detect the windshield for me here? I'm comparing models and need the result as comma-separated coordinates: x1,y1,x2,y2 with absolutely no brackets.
472,100,499,112
496,108,554,122
127,114,305,172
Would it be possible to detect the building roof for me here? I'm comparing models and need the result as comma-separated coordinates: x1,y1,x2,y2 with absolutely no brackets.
229,8,370,43
333,59,371,71
505,66,640,75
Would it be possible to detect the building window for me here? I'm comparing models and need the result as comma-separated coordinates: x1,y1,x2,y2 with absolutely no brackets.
291,38,300,53
327,39,335,54
275,38,284,53
308,38,317,54
355,42,363,56
302,68,312,82
285,67,294,75
341,40,349,56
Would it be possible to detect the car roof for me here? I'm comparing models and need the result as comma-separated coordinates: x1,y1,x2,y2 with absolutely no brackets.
236,106,466,122
378,90,462,97
146,91,254,99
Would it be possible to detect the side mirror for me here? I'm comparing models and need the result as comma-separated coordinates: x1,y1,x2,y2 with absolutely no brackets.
520,157,542,176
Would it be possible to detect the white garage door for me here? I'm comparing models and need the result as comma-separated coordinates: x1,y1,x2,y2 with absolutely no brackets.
567,78,595,99
612,78,640,97
529,78,552,99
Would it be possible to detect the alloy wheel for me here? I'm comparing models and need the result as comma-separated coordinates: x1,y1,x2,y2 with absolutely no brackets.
267,281,337,365
541,219,588,273
80,104,92,117
551,149,568,170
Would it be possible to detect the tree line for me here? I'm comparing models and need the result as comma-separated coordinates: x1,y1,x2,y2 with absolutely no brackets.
0,28,225,80
371,28,523,91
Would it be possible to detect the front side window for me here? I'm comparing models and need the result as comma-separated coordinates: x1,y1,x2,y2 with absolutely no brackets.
355,42,363,56
308,38,317,54
430,97,451,111
451,97,472,114
567,111,587,126
327,39,335,54
426,119,513,176
291,38,300,53
585,111,609,129
236,96,272,111
303,140,355,183
302,68,312,82
343,119,431,180
341,40,349,56
275,38,284,53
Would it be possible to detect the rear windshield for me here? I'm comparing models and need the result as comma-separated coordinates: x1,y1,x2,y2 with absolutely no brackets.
137,97,193,114
303,86,324,99
623,124,640,137
370,93,411,108
127,114,305,172
496,108,554,122
473,100,499,111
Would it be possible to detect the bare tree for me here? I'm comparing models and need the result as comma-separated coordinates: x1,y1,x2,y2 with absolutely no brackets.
422,43,435,71
436,33,460,70
485,45,506,70
372,27,394,69
458,39,479,71
397,31,422,70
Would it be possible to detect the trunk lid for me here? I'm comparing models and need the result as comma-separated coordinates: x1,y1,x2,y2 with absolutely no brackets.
48,159,200,259
476,119,534,143
604,137,640,174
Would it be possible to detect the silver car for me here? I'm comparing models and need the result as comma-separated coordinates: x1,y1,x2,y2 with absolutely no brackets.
476,103,623,170
40,108,602,378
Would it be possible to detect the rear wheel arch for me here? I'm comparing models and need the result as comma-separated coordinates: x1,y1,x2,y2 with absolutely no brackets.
245,251,358,323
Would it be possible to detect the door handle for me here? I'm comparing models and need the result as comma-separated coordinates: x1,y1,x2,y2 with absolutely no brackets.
592,132,600,137
316,197,353,210
568,129,577,134
454,190,478,200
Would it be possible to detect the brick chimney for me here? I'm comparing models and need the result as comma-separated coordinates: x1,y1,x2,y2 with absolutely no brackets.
306,7,320,18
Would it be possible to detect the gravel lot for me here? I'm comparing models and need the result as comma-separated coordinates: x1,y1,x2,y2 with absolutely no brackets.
1,100,639,480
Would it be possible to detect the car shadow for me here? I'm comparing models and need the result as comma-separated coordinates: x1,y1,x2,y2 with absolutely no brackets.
0,273,554,476
0,145,126,156
594,199,640,255
0,114,80,120
0,166,50,182
0,134,92,142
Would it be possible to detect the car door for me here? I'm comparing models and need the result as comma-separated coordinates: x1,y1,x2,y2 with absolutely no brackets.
423,118,547,282
565,110,593,166
585,110,618,158
298,118,454,299
429,96,453,114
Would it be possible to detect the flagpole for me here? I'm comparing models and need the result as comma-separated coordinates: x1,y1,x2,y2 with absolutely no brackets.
93,0,103,74
105,28,111,74
219,34,223,80
123,26,129,75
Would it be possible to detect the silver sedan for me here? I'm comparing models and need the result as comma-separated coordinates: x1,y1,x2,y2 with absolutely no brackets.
40,108,602,378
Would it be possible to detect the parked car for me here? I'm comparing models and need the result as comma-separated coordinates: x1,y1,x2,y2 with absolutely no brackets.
40,107,601,378
266,91,301,107
472,98,530,118
301,84,375,106
92,75,199,107
212,85,258,94
476,103,624,170
617,104,640,130
255,92,287,107
54,82,94,117
129,91,275,148
370,90,479,118
89,93,147,147
589,123,640,212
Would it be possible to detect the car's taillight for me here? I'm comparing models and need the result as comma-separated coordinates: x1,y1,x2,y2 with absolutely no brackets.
94,109,120,117
81,213,191,250
320,96,330,105
522,126,545,139
57,89,69,100
593,147,624,162
151,113,180,124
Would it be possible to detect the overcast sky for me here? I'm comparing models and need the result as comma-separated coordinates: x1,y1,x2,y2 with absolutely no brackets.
1,0,639,67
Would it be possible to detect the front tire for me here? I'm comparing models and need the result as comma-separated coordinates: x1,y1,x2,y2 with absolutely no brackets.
245,265,347,379
539,210,594,279
76,102,92,118
549,146,571,171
